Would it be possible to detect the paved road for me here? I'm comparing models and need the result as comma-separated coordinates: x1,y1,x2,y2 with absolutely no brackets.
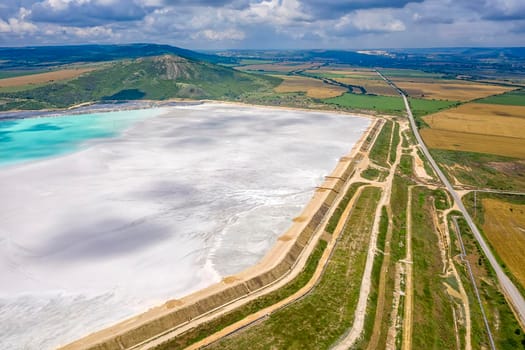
376,69,525,327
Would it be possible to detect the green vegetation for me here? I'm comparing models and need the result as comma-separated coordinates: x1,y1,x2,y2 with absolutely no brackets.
476,89,525,106
431,189,449,210
399,154,413,177
351,206,389,349
369,120,393,168
210,187,382,350
155,239,328,350
323,93,405,115
325,182,364,234
411,186,457,349
389,122,400,164
0,55,281,110
451,215,525,349
431,149,525,190
361,167,387,182
408,97,459,125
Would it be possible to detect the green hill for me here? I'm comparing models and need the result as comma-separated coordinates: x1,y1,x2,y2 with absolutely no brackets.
0,55,281,110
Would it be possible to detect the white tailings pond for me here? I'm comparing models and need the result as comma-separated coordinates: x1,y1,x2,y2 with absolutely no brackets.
0,103,369,349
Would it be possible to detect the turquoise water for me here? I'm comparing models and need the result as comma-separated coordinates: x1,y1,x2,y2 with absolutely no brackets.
0,108,161,166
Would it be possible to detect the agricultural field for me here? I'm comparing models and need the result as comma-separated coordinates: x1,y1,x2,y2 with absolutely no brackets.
273,75,346,98
378,68,444,79
423,130,525,159
408,97,459,118
0,68,97,91
237,62,321,73
324,93,405,115
392,79,513,101
480,198,525,291
306,68,398,96
477,89,525,106
420,103,525,158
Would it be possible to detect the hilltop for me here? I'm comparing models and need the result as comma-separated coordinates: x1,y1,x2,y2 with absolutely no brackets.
0,54,280,110
0,43,235,70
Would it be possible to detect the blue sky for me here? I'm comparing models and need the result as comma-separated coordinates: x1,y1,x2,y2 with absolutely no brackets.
0,0,524,49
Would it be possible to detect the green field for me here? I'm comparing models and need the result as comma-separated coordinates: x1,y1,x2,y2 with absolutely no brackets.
476,89,525,106
412,187,457,349
324,93,405,115
369,120,394,168
408,97,459,119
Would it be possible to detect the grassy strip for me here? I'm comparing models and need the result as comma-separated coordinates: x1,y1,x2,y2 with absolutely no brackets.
389,122,400,164
476,89,525,106
350,206,389,349
452,214,525,349
430,149,525,191
390,176,411,349
154,239,328,350
325,182,364,234
399,154,413,177
323,93,405,116
209,187,382,350
369,120,393,168
411,187,457,349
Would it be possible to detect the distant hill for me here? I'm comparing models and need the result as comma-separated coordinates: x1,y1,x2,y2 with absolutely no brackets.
0,43,236,70
0,55,280,110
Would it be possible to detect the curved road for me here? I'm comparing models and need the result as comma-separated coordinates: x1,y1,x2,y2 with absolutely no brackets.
377,70,525,328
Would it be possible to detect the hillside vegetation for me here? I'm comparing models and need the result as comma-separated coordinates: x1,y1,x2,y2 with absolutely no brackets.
0,55,280,110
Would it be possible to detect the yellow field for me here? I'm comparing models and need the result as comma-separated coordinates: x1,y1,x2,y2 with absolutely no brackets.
482,198,525,290
0,68,96,88
421,103,525,157
273,75,346,98
238,62,321,73
391,79,513,101
423,103,525,139
421,129,525,158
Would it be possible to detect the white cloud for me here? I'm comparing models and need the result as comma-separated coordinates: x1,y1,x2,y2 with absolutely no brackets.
337,10,406,33
197,28,245,40
0,17,37,33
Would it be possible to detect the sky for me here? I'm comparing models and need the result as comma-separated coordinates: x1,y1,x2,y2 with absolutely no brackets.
0,0,524,49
